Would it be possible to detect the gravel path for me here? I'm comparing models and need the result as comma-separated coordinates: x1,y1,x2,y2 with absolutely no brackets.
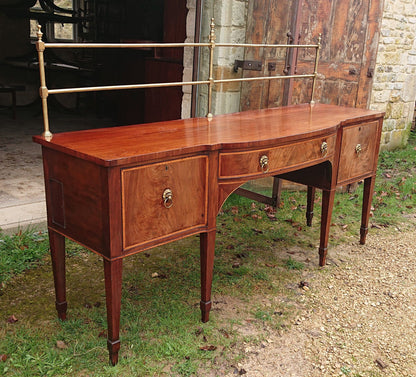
223,216,416,377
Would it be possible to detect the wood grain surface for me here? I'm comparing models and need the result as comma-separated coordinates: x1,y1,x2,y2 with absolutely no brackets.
34,104,383,167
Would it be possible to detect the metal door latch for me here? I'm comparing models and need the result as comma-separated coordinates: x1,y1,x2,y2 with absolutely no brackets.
234,60,262,72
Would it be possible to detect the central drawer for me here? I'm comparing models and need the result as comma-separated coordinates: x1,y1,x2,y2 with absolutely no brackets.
121,156,208,251
219,135,336,179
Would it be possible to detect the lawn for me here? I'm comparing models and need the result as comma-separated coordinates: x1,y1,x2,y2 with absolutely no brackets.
0,131,415,376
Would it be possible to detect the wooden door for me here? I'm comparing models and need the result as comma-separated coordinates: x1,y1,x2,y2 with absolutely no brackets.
240,0,383,111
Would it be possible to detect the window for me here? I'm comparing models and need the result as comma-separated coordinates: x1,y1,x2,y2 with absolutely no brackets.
30,0,78,41
29,1,43,39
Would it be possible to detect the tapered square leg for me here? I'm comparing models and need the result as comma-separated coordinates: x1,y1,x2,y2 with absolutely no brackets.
200,230,216,323
272,177,283,208
306,186,316,227
49,229,67,320
319,189,335,266
103,258,123,366
360,176,376,245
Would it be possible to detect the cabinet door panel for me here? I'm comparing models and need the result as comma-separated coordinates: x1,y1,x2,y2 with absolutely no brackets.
337,121,379,184
122,156,208,250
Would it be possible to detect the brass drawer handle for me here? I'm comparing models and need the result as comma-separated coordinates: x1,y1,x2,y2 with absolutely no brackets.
320,141,328,156
259,155,269,173
355,144,362,155
162,188,173,208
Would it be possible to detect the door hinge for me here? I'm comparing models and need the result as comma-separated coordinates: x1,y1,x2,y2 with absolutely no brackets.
234,60,262,72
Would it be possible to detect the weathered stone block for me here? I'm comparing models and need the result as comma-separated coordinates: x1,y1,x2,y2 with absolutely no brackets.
403,76,416,102
389,128,409,148
186,7,196,38
212,91,241,114
369,102,387,113
182,67,193,93
390,102,404,119
373,90,391,103
384,44,398,52
213,65,242,92
382,131,391,145
381,28,391,37
383,118,396,130
181,92,192,119
383,37,395,44
187,0,196,9
183,46,194,68
393,82,404,90
232,1,247,27
408,55,416,65
389,91,401,102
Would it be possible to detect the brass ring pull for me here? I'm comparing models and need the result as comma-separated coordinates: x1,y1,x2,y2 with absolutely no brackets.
162,188,173,209
260,155,269,173
355,144,362,155
320,141,328,156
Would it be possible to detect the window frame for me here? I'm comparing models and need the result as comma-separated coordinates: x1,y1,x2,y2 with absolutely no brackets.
30,0,80,42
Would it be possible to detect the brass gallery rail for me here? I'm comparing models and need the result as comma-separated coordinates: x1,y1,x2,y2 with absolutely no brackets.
35,18,321,138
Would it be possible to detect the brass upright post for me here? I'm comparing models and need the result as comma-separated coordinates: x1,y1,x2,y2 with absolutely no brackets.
207,18,215,120
36,25,52,140
310,34,321,106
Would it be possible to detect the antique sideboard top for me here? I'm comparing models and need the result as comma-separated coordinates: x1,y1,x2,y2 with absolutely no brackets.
33,103,383,167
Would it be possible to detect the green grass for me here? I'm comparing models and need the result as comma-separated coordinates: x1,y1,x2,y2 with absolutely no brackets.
0,229,49,285
0,239,232,376
0,130,415,376
285,257,305,270
372,131,416,225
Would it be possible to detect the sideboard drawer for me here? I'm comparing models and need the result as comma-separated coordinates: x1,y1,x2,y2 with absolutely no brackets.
219,135,336,179
122,156,208,251
337,121,379,184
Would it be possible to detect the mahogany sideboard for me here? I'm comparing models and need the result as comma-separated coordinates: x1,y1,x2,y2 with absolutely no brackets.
33,103,384,365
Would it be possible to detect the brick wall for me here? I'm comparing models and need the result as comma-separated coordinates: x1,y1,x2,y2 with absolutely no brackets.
369,0,416,150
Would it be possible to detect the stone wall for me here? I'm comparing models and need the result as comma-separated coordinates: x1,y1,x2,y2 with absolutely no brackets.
191,0,249,117
181,0,197,119
369,0,416,150
184,0,416,151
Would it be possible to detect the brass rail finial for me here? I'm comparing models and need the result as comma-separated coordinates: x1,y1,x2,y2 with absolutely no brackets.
36,25,52,140
209,18,216,44
36,24,43,42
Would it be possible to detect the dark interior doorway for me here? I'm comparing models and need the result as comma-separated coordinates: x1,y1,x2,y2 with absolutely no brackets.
94,0,188,124
0,0,190,229
0,0,189,125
